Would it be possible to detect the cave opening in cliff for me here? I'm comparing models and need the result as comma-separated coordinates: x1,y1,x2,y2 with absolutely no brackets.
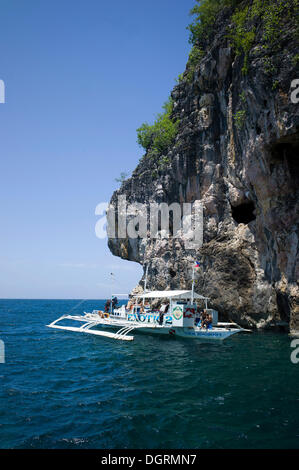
231,201,256,225
270,140,299,184
276,292,290,323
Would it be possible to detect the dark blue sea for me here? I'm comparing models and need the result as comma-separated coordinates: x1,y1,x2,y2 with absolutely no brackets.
0,299,298,449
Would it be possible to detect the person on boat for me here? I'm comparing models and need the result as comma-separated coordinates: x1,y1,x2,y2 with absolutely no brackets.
158,303,168,323
126,299,134,311
104,299,111,313
202,313,213,330
199,310,206,328
111,296,118,309
198,308,203,323
208,314,213,329
160,303,168,314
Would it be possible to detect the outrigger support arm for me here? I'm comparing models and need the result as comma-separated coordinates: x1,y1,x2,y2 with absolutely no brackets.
47,314,152,341
191,267,195,305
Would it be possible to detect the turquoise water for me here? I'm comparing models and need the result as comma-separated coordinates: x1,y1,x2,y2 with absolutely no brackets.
0,299,298,449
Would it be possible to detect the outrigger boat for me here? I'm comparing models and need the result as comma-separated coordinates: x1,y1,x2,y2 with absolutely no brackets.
47,289,249,342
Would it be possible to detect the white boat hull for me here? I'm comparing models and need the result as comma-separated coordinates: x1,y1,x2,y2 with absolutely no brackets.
47,314,243,341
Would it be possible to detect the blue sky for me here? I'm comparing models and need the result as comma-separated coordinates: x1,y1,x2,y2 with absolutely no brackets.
0,0,195,299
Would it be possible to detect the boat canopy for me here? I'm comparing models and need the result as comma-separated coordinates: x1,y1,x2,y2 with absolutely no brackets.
135,290,209,300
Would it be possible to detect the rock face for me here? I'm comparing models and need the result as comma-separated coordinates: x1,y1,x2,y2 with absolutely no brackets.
108,6,299,332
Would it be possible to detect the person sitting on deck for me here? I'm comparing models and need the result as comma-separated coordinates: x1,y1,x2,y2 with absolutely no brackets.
104,299,111,313
199,310,206,329
202,313,213,330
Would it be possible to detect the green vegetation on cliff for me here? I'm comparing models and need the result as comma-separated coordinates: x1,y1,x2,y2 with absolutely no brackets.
229,0,299,73
186,46,205,82
187,0,242,46
136,97,179,159
188,0,299,75
187,0,221,45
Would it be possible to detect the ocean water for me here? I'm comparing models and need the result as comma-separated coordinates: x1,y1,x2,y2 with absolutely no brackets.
0,299,298,449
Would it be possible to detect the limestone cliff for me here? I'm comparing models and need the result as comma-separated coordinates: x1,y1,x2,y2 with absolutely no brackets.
108,1,299,332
